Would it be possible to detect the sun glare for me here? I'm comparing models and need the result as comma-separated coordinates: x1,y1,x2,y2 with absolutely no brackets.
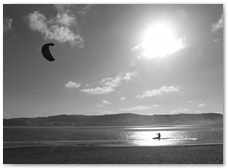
141,23,183,59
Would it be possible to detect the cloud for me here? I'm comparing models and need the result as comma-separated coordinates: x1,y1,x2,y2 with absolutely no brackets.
52,5,77,26
96,100,112,108
152,105,161,107
212,14,223,31
80,86,114,95
123,71,138,80
136,86,180,99
198,103,206,108
80,71,138,95
171,108,190,114
100,111,115,115
78,4,92,16
3,18,13,33
102,100,112,104
100,71,138,88
26,5,90,47
96,104,104,108
119,106,151,112
65,81,81,88
100,76,122,88
197,50,203,56
120,97,126,101
119,105,160,112
212,38,220,42
131,44,141,51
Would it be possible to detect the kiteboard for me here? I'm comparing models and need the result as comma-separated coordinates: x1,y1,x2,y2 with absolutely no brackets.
153,137,161,139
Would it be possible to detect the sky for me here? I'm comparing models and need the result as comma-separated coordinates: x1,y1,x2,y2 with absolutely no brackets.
3,4,224,118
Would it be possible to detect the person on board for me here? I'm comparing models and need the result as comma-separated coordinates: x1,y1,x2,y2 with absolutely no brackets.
153,132,161,140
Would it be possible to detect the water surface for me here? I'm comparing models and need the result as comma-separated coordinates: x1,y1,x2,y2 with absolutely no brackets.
3,125,223,148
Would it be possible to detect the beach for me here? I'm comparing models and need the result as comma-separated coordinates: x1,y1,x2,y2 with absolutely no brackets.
3,144,223,164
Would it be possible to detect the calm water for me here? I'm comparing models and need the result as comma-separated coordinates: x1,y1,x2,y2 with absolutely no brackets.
3,125,223,148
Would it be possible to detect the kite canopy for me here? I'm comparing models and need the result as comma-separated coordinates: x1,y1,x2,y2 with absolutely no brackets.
41,43,55,62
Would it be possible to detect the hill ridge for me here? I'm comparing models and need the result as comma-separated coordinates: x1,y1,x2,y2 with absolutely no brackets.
3,113,223,126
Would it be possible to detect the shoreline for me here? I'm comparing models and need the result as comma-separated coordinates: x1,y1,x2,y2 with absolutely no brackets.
4,144,223,164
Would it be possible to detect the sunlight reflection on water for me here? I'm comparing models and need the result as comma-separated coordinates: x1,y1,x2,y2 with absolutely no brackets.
124,131,199,146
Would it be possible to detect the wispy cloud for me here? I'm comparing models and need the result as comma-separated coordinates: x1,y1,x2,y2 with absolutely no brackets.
119,105,160,112
212,14,223,31
136,86,180,99
100,71,138,88
3,18,13,33
152,105,161,107
212,38,220,42
198,103,206,108
131,44,141,51
102,100,112,104
171,108,190,114
100,110,115,115
119,106,151,112
120,97,126,101
80,71,138,95
80,86,114,95
65,81,81,88
26,5,91,47
78,4,92,16
197,50,203,56
96,104,104,108
96,100,112,108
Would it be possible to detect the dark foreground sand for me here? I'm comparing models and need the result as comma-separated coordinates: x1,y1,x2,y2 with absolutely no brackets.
4,144,223,164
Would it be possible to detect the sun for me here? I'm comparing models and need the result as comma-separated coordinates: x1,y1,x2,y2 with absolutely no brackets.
140,23,183,59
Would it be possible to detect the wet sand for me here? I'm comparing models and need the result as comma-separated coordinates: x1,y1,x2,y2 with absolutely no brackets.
3,144,223,164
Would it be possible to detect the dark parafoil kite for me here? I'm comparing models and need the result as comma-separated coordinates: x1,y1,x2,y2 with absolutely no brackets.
41,43,55,62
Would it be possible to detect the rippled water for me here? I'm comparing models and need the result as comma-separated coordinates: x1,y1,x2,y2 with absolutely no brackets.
3,125,223,147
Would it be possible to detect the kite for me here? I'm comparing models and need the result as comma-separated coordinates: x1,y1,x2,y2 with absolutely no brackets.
41,43,55,62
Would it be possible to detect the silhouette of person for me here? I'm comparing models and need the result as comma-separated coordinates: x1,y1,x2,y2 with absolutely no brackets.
157,133,161,140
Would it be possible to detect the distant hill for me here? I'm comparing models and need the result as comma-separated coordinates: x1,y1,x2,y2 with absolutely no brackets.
3,113,223,126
